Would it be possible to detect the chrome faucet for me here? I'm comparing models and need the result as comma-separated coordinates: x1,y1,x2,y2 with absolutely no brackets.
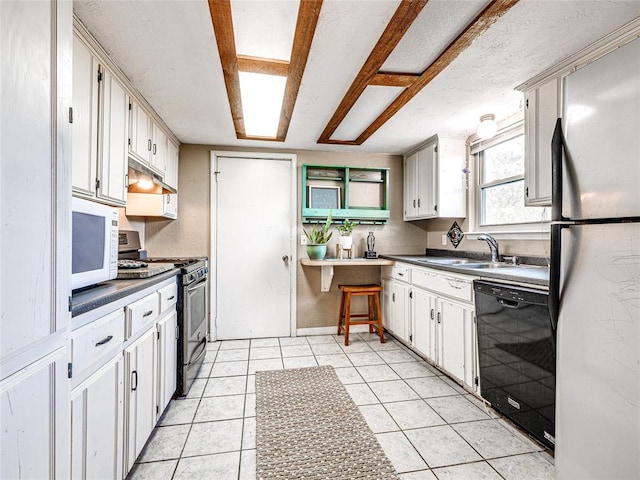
477,234,500,262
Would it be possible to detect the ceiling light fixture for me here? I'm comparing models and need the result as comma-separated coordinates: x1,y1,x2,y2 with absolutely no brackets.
477,114,498,139
239,72,287,138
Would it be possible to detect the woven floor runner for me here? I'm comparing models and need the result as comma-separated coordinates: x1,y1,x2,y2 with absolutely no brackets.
255,365,398,479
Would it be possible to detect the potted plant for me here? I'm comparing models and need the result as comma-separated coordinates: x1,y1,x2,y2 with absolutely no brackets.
336,219,357,252
303,212,333,260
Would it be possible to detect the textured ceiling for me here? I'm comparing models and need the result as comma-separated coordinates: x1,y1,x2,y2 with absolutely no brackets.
73,0,640,154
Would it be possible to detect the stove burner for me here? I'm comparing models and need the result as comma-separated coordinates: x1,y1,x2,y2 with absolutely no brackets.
118,259,148,269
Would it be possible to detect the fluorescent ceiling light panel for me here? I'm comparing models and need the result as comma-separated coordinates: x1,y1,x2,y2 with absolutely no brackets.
239,72,287,138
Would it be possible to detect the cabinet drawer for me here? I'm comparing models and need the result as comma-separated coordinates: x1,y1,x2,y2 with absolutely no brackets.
72,309,125,375
127,292,159,337
392,264,412,283
159,282,178,313
413,268,473,302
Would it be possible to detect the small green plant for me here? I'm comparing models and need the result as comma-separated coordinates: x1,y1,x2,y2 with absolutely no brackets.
336,219,357,236
303,212,333,245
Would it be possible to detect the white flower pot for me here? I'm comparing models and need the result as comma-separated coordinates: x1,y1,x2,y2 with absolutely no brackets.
339,235,353,250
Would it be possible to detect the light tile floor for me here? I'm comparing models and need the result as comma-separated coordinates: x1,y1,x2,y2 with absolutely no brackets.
127,333,555,480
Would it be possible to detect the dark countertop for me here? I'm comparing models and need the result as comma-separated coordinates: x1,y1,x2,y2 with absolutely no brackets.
71,268,180,317
380,251,549,287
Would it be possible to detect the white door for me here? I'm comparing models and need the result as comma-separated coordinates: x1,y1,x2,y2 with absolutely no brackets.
214,154,294,340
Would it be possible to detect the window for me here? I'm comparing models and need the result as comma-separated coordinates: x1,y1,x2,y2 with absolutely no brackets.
476,133,549,228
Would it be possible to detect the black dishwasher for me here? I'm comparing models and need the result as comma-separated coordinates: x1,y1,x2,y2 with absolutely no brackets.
474,280,555,450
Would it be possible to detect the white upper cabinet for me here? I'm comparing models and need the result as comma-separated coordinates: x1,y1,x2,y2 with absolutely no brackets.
165,140,179,191
404,135,466,220
151,122,167,177
98,68,129,205
72,34,128,206
72,35,99,198
128,98,152,167
523,76,561,206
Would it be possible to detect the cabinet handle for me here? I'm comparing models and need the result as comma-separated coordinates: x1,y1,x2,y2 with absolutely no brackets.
143,310,154,317
168,295,175,300
131,371,138,391
397,272,404,277
413,199,416,208
430,309,434,320
175,325,179,340
434,204,438,212
392,293,395,302
437,312,441,324
147,139,152,151
417,198,421,208
95,335,113,347
153,143,157,155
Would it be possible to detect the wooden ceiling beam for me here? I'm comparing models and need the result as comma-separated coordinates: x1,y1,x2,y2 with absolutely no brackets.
277,0,323,140
208,0,245,138
371,72,421,87
317,0,428,144
355,0,520,145
237,55,289,77
209,0,322,142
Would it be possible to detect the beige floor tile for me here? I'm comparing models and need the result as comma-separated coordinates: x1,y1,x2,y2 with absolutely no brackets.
452,420,540,459
488,453,555,480
384,400,446,430
376,431,428,473
404,425,482,468
432,461,503,480
128,460,177,480
137,424,191,462
203,375,247,397
358,404,400,434
194,394,245,422
369,380,420,403
182,419,243,457
173,451,240,479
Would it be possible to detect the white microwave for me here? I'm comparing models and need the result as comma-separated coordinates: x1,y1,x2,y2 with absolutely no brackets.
72,197,119,290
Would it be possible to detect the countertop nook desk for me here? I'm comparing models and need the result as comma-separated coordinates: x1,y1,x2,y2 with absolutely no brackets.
300,258,394,292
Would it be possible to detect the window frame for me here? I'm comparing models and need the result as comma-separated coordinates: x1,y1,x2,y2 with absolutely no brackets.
468,120,550,240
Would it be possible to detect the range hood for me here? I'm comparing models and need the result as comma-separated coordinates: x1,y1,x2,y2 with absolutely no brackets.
127,157,176,194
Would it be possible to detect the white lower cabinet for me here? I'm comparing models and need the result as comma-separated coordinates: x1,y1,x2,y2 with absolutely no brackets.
157,310,178,419
381,266,411,343
71,354,125,480
125,326,158,472
69,277,178,479
385,262,478,392
437,298,475,387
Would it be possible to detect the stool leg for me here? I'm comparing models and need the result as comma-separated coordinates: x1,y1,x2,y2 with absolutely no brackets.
344,292,351,346
337,291,345,336
368,294,374,334
375,292,385,344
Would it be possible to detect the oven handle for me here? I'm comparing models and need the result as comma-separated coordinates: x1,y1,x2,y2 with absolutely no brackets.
187,278,208,293
189,337,207,365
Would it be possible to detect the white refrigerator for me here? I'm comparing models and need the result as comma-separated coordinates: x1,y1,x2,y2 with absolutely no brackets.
550,37,640,479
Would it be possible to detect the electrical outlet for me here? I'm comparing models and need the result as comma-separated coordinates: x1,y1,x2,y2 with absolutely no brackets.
441,234,448,246
301,235,308,246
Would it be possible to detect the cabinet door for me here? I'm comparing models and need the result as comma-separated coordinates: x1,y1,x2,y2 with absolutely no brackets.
129,100,151,164
403,152,418,219
524,77,559,206
150,123,166,177
165,140,179,191
157,311,178,418
393,281,411,342
97,68,128,205
440,300,474,385
417,143,437,217
72,35,99,197
1,352,69,479
71,353,124,480
411,288,436,362
125,327,157,471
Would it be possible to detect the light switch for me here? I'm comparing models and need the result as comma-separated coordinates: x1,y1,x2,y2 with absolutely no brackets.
301,235,308,245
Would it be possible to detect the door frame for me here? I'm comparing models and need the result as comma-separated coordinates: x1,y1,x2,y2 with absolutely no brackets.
209,150,297,341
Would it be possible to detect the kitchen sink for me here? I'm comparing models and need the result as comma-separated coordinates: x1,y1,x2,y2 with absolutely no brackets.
421,257,480,265
461,262,514,269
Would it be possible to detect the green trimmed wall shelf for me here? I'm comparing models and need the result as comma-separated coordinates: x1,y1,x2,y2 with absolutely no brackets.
302,164,390,224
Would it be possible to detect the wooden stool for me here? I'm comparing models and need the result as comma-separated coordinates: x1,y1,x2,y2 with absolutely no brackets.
337,284,385,346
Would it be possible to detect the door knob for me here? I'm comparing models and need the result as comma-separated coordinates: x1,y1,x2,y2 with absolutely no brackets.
282,255,289,263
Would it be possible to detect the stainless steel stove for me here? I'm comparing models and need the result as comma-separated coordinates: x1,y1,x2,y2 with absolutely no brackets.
118,231,209,397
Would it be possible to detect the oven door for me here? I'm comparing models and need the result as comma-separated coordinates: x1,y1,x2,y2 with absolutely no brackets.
185,277,208,366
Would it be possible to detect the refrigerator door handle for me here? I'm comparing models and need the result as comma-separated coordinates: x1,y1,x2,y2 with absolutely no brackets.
548,224,561,332
551,118,564,222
